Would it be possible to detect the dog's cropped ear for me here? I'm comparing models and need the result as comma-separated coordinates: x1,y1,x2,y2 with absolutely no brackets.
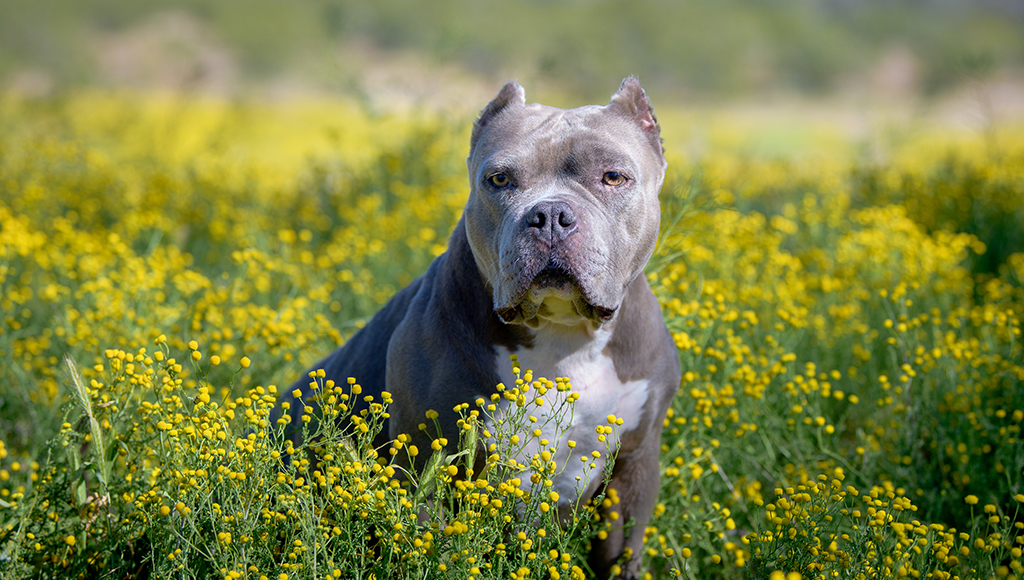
472,82,526,146
609,77,663,156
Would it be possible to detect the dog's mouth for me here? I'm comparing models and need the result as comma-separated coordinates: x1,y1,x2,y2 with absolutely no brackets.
495,262,616,327
531,263,576,291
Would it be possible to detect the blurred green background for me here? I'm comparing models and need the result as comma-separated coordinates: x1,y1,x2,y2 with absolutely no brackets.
3,0,1023,110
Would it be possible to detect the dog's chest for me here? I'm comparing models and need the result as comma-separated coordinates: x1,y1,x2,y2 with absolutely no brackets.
490,327,650,505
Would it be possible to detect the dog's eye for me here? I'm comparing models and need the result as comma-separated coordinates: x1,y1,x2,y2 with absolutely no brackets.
488,173,510,187
602,172,626,186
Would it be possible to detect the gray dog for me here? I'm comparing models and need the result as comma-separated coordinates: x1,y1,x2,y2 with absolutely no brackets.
280,78,680,578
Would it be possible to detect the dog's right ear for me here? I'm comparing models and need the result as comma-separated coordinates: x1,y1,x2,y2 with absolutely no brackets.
472,82,526,146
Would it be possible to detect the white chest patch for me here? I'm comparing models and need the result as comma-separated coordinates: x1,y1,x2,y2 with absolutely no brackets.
487,324,650,508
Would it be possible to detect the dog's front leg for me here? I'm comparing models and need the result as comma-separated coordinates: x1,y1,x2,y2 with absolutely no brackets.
588,437,661,579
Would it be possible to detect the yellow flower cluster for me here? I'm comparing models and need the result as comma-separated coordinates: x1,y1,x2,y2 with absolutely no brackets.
748,469,1023,579
7,328,613,578
639,145,1023,576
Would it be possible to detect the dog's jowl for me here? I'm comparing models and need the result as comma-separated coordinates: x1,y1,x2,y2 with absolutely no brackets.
278,78,681,578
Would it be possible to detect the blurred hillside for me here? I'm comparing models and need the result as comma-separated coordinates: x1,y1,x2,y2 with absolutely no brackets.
2,0,1023,109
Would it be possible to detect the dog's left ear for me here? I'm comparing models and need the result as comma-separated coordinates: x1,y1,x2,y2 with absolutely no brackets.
609,77,663,156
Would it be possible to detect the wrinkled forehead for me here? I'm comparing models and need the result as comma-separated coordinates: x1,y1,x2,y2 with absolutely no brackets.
468,103,659,176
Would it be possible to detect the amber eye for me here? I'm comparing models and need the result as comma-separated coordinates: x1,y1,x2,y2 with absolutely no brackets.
602,172,626,186
488,173,510,187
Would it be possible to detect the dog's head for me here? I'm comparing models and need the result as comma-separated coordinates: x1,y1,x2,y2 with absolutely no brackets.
464,78,667,329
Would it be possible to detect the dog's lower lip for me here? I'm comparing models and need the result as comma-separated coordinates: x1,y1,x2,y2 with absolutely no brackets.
531,267,574,289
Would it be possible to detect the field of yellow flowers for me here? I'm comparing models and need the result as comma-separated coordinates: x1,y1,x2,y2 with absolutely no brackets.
0,92,1022,580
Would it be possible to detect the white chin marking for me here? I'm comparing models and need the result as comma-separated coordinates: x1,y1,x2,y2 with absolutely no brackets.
533,294,581,325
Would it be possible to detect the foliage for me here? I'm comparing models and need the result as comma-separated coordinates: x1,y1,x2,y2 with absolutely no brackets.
0,93,1022,579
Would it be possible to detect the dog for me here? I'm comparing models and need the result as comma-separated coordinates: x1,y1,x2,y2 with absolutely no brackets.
278,78,680,578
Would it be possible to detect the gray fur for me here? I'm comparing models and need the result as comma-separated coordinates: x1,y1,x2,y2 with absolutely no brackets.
276,78,680,579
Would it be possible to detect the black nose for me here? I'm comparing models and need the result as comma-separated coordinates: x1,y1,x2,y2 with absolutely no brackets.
527,200,577,243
